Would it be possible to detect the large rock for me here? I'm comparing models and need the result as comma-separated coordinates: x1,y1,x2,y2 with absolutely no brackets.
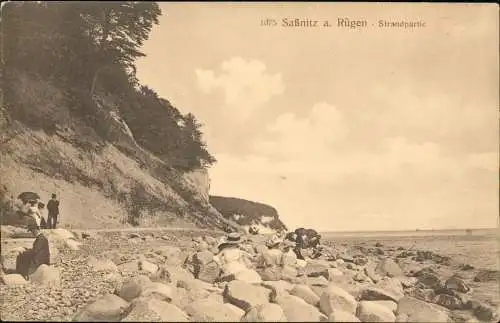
223,280,270,311
191,251,220,283
376,259,404,278
473,269,500,283
319,284,358,316
323,268,345,281
328,310,361,322
117,275,152,302
184,298,243,322
290,284,320,306
139,282,175,302
64,238,82,251
138,259,159,275
433,293,463,310
1,273,29,285
277,294,326,322
121,297,188,322
234,268,262,284
305,275,329,287
396,296,450,322
242,303,288,322
364,263,382,283
73,294,129,322
444,275,470,293
370,300,398,313
416,272,443,290
303,260,331,277
467,299,498,322
357,301,396,322
155,246,183,265
29,264,60,287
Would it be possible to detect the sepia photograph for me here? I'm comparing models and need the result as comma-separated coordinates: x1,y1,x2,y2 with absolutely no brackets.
0,1,498,322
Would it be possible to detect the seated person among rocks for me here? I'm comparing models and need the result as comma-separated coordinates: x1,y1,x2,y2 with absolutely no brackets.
16,217,50,279
213,232,253,280
256,235,284,268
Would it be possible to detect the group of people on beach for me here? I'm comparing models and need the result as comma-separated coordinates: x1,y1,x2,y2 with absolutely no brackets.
23,193,60,230
211,227,323,283
1,193,59,280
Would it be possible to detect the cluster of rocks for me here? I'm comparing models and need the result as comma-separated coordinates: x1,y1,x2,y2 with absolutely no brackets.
1,228,499,322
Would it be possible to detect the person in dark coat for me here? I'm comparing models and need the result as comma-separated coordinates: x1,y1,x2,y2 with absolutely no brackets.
16,218,50,279
46,193,60,229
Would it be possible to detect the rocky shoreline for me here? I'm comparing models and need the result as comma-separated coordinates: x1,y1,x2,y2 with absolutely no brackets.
1,227,499,322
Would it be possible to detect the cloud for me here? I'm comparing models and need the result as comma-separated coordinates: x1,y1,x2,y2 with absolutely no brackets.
195,57,285,120
254,102,348,161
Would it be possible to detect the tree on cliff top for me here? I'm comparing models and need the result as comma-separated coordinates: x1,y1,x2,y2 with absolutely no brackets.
2,2,217,171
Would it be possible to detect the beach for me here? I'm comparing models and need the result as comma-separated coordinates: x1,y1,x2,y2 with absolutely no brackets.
1,226,499,322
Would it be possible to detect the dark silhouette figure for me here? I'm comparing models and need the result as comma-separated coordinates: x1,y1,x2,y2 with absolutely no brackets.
47,193,60,229
16,218,50,279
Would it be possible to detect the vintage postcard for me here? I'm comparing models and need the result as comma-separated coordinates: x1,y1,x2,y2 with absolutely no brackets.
0,2,498,322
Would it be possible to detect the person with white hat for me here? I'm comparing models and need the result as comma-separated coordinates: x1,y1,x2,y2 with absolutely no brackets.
213,232,253,279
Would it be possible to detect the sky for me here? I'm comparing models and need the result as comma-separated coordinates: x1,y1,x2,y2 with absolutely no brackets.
136,3,499,231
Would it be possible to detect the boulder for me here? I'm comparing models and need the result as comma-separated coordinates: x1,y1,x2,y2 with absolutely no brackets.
224,280,271,311
303,260,331,277
323,268,344,281
234,268,262,284
160,266,194,286
328,309,361,322
445,275,470,293
359,286,403,303
139,282,175,302
375,259,404,278
364,263,382,283
353,256,368,266
73,294,129,321
277,294,326,322
473,269,500,283
1,273,29,285
242,303,288,322
117,275,152,302
261,280,293,303
357,301,396,322
305,275,329,287
408,287,435,303
64,238,81,251
191,251,220,283
258,266,282,281
396,276,418,289
433,293,463,310
396,296,450,322
121,297,188,322
467,299,498,322
416,272,443,290
319,284,358,316
29,264,60,287
223,303,245,318
155,246,183,265
138,259,159,275
370,300,398,313
184,298,243,322
290,284,320,306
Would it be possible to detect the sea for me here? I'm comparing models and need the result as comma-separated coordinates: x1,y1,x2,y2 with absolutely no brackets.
320,228,500,271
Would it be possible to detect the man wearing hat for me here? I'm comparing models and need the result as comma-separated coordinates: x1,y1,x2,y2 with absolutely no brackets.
15,217,50,279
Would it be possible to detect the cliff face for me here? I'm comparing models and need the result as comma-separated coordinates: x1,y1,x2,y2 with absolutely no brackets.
0,72,234,231
209,196,288,234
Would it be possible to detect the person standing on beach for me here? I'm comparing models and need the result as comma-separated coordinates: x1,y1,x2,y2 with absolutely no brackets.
26,200,42,228
47,193,60,229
